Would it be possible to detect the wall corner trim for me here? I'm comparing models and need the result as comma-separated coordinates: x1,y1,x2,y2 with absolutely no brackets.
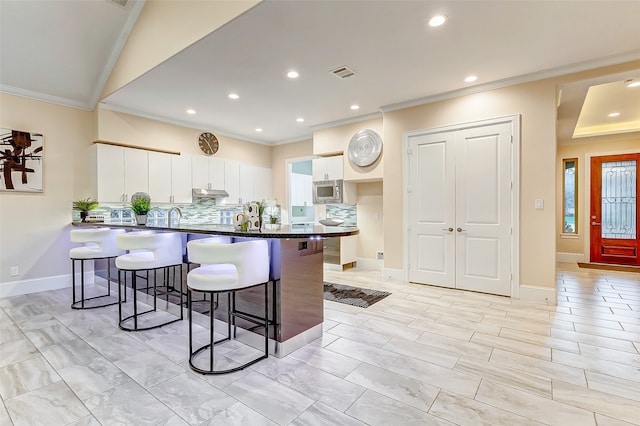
518,284,557,306
382,268,405,281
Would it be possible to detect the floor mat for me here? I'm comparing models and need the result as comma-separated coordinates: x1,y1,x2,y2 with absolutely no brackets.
323,282,391,308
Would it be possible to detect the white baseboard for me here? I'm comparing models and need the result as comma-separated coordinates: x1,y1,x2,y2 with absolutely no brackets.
518,284,557,306
383,268,405,281
356,257,383,271
556,252,585,263
0,272,94,298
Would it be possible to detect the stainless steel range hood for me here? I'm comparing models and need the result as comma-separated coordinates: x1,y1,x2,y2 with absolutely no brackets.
192,188,229,199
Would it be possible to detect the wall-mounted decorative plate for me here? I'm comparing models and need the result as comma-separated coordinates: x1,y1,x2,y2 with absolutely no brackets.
348,129,382,167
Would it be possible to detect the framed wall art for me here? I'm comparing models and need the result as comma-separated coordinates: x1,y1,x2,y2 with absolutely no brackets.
0,128,44,192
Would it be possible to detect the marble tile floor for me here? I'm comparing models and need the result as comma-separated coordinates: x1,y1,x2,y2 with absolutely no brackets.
1,263,639,425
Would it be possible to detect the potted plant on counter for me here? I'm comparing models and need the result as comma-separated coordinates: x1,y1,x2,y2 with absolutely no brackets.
130,195,151,225
73,197,99,222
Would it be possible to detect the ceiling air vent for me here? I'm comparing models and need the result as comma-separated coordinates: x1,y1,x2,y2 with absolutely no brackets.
331,66,356,79
106,0,128,8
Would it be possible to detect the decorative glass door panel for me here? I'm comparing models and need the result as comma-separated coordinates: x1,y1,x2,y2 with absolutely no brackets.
591,154,640,266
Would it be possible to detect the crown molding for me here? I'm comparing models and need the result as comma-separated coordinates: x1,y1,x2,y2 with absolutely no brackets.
310,112,383,132
381,50,640,113
0,85,92,110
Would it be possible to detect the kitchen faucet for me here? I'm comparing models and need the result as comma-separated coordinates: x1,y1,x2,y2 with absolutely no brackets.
168,206,183,225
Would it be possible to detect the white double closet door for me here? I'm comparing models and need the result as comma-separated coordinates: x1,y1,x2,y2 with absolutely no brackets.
408,119,513,296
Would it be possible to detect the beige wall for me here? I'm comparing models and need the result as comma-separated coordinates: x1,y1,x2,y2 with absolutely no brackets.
313,116,383,182
98,109,271,167
102,0,260,98
0,93,95,285
383,80,557,289
556,133,640,257
382,60,640,292
270,140,313,210
356,182,384,260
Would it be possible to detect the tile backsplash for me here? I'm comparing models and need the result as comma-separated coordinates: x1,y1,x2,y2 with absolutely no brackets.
326,204,357,226
72,198,281,225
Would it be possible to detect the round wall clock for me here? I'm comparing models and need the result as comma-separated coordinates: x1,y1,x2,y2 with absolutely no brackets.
198,132,219,156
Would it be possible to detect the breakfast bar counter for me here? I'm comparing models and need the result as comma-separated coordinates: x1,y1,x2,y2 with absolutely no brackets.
72,221,358,356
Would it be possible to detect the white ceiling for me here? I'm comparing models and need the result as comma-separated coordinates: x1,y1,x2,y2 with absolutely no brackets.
2,0,640,145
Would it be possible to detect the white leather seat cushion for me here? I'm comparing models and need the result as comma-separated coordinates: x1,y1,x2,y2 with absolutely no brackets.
187,264,242,292
70,246,104,260
70,228,126,258
115,252,157,270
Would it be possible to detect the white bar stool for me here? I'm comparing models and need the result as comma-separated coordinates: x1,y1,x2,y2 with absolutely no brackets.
185,235,232,311
186,239,270,374
69,228,125,309
115,232,184,331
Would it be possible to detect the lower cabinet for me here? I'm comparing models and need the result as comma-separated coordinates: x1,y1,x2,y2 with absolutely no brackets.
323,235,357,270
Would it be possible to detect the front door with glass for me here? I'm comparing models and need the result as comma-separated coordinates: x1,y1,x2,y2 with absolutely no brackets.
590,153,640,266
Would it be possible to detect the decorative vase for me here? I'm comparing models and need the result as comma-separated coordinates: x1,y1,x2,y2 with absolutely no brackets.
135,214,148,225
80,211,89,222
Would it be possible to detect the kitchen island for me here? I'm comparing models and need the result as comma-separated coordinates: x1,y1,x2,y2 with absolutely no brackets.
72,221,358,356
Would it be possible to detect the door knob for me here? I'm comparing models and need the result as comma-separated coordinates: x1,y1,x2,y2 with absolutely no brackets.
591,221,601,226
442,227,454,232
457,227,466,232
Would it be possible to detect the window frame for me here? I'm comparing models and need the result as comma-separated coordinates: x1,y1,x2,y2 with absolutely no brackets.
562,158,578,235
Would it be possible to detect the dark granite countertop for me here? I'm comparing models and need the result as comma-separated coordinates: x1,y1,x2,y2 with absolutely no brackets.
71,220,358,238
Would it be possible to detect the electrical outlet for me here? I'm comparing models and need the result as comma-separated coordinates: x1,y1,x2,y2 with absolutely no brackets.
10,266,19,276
376,251,384,260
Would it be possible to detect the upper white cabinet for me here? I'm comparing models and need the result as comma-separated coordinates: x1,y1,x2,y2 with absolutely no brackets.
192,156,225,190
149,152,192,203
290,173,313,206
95,144,148,203
96,144,125,202
312,155,343,181
254,166,273,202
95,146,271,206
222,160,240,205
171,155,192,203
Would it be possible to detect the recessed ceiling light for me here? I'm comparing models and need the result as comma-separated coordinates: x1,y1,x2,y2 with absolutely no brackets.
608,112,620,117
428,15,447,27
255,128,263,132
228,93,239,100
296,118,304,123
628,81,640,88
186,109,196,114
464,75,478,83
287,71,299,79
350,104,360,110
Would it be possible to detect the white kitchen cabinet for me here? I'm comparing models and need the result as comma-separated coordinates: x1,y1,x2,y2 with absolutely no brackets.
124,149,149,199
96,144,125,202
312,155,343,181
171,155,192,203
95,144,148,203
323,235,357,270
254,166,272,201
148,152,172,202
239,163,254,204
191,155,225,190
151,152,192,203
222,160,240,204
290,172,312,206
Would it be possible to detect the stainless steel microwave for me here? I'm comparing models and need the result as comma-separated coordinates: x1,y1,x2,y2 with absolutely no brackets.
313,179,343,204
